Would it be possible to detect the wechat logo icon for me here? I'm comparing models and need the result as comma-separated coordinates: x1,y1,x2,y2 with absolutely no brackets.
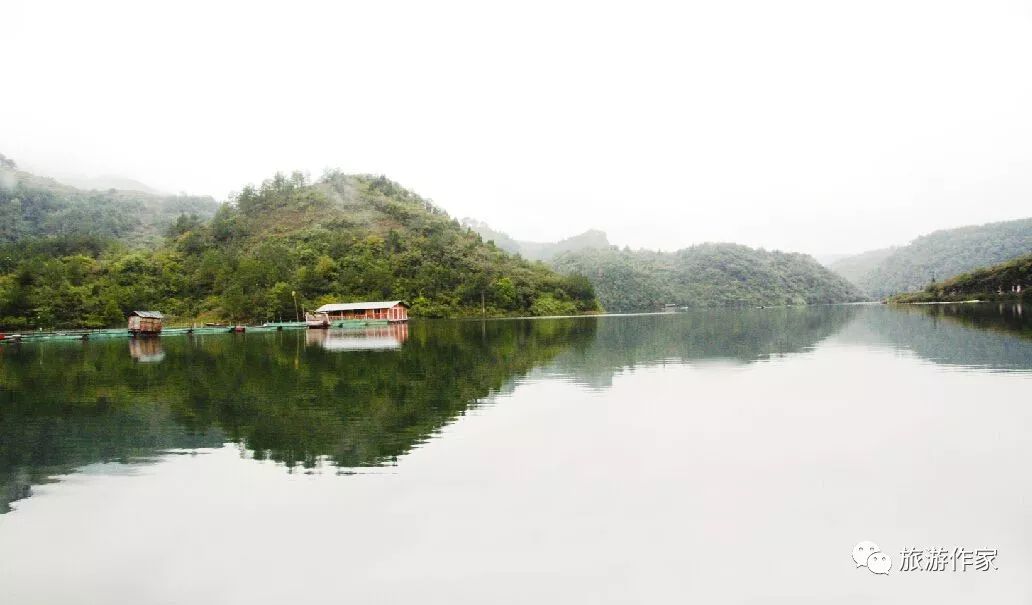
853,541,890,575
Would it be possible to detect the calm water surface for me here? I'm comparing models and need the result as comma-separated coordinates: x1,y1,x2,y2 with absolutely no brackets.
1,304,1031,603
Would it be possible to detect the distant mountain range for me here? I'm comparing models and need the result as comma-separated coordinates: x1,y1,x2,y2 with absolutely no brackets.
463,219,865,311
552,244,865,312
827,217,1032,298
462,219,610,262
51,174,163,194
10,150,1028,317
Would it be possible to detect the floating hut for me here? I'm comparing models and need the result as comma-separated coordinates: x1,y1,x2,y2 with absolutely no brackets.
128,311,164,335
309,301,409,328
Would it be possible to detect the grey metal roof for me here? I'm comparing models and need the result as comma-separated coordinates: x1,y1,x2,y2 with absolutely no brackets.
130,311,164,318
315,301,406,313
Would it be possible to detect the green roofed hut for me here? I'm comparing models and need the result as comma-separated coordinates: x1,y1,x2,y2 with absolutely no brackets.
128,311,164,335
306,301,409,328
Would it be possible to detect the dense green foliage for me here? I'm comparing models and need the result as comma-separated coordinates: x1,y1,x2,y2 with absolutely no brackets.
830,218,1032,298
462,219,610,261
552,244,865,312
891,253,1031,303
0,159,218,247
0,164,598,328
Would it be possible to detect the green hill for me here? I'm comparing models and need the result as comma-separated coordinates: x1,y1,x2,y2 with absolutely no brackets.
0,165,599,329
461,219,610,261
0,153,219,247
825,247,896,286
891,253,1031,303
552,244,865,312
829,218,1032,298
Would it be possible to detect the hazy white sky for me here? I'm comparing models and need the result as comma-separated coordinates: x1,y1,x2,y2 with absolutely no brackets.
3,0,1030,254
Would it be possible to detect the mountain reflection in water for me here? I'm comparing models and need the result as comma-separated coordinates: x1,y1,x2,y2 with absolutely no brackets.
1,303,1029,515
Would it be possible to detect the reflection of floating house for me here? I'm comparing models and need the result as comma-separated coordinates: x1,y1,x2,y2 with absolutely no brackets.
128,311,163,335
306,323,409,351
307,301,409,328
129,337,165,363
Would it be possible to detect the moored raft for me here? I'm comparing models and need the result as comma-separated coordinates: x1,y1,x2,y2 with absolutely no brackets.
261,321,308,329
2,317,322,345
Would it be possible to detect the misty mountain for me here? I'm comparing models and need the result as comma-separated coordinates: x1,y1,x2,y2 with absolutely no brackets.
0,168,599,328
552,244,865,312
813,252,853,266
52,174,162,194
826,247,897,285
462,219,610,262
829,218,1032,298
0,154,218,247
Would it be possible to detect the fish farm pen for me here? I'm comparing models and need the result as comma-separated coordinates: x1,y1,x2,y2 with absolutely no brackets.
0,318,412,345
0,322,310,344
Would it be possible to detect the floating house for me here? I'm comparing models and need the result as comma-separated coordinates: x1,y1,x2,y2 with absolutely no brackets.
127,311,164,335
312,301,409,325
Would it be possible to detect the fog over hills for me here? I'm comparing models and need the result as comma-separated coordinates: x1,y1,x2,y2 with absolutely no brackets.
7,2,1032,255
0,159,600,328
50,174,163,195
461,219,610,262
0,153,218,247
828,218,1032,298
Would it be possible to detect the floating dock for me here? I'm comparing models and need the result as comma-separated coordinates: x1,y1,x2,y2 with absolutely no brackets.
261,321,308,329
0,320,362,345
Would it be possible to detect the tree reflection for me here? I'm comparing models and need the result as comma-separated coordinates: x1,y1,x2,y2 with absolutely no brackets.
0,320,593,512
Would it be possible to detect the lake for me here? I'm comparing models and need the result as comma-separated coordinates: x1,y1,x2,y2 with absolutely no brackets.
1,303,1030,603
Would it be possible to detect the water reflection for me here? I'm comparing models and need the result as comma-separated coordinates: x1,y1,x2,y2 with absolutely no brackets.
305,323,410,351
0,320,593,512
1,303,1030,514
839,302,1032,371
128,337,165,363
547,306,862,388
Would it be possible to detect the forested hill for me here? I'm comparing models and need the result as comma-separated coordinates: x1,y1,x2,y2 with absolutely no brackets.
551,244,865,312
461,219,610,262
829,217,1032,298
891,253,1031,303
0,165,599,329
0,153,218,247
